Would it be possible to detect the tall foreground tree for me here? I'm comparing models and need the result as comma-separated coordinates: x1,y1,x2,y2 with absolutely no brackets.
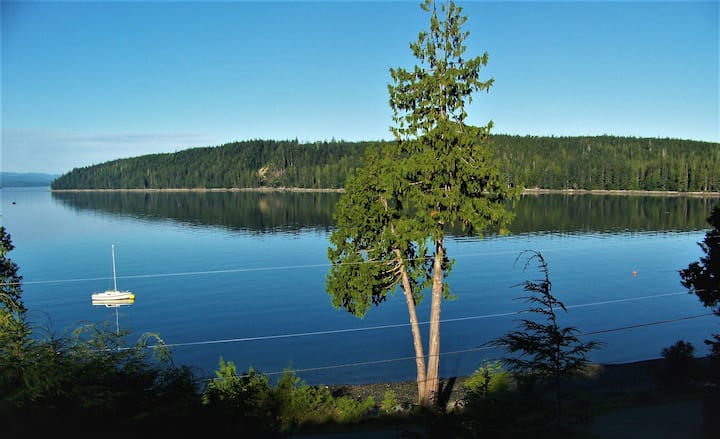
326,0,520,406
679,204,720,355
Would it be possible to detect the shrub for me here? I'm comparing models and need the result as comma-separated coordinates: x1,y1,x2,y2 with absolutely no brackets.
463,360,511,401
201,358,277,433
330,394,376,424
661,339,696,362
271,368,376,430
380,389,399,414
661,339,696,380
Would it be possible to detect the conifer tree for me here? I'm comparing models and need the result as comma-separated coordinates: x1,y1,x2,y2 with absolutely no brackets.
493,250,601,415
326,0,520,406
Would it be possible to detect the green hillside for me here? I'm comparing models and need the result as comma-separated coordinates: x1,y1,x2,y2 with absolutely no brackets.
50,135,720,192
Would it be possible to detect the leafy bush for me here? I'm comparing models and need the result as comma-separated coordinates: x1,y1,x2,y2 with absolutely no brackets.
203,362,377,432
2,321,203,433
662,339,696,362
661,339,696,380
463,360,511,401
272,368,376,429
380,389,399,414
202,358,276,432
330,393,376,424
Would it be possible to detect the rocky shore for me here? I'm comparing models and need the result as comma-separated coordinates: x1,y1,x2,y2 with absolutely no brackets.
326,357,715,409
300,358,718,438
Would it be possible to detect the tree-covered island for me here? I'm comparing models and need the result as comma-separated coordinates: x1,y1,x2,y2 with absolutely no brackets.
50,134,719,194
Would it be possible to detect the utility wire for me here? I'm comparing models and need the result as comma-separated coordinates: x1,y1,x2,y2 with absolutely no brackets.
19,263,332,286
257,312,714,378
16,242,688,286
15,249,714,380
154,290,696,349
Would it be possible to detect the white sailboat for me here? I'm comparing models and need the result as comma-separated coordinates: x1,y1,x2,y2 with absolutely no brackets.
91,245,135,302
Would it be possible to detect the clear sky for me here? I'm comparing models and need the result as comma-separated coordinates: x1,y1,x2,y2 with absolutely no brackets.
2,0,718,175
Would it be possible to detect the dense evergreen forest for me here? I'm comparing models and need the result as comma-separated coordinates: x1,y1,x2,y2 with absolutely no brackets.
50,135,719,192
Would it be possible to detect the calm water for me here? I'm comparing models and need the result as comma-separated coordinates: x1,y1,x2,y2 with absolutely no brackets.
1,187,718,385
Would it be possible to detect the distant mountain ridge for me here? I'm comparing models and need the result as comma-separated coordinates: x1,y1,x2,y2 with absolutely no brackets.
50,135,720,192
1,172,59,187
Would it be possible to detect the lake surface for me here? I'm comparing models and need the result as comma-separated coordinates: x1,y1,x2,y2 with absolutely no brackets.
1,187,718,385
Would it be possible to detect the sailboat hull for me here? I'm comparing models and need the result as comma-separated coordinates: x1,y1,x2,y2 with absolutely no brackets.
91,290,135,301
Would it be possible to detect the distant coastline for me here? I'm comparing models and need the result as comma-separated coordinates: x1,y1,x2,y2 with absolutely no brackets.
48,187,720,198
49,187,346,193
0,172,59,188
521,188,720,198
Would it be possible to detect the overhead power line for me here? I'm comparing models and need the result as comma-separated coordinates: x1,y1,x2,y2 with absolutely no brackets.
156,290,696,349
258,312,715,379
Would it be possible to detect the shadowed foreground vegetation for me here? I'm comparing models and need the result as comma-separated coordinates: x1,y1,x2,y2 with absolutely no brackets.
2,326,719,437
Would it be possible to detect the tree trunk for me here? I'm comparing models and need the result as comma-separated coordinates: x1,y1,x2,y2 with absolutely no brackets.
425,238,444,405
395,248,428,404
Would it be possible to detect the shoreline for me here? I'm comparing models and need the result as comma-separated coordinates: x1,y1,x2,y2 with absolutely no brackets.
48,187,720,198
522,188,720,198
325,356,714,408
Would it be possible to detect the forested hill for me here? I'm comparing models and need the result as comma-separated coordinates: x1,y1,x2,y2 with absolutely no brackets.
50,135,720,192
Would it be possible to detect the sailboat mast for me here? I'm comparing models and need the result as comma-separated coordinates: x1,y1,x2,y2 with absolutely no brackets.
111,244,117,291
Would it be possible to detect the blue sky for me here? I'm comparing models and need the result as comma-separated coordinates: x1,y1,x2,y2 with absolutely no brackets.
2,0,718,174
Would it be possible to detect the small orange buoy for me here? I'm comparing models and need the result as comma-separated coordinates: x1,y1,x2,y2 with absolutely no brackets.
632,270,637,277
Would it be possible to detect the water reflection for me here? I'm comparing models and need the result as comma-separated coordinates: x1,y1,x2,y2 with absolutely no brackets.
51,190,717,235
51,190,339,235
91,297,135,308
507,193,716,235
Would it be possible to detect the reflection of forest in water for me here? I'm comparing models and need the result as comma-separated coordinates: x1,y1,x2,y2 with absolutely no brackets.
51,190,718,235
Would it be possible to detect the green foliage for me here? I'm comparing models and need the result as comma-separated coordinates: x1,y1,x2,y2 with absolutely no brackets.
493,135,719,192
327,0,520,406
0,226,26,315
202,362,376,433
389,0,493,138
380,389,399,414
326,146,432,317
2,321,202,433
327,393,377,424
0,227,30,405
201,358,278,433
49,135,719,192
680,204,720,355
492,250,601,408
463,360,511,401
387,0,520,239
202,358,270,406
52,139,372,190
272,368,376,429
